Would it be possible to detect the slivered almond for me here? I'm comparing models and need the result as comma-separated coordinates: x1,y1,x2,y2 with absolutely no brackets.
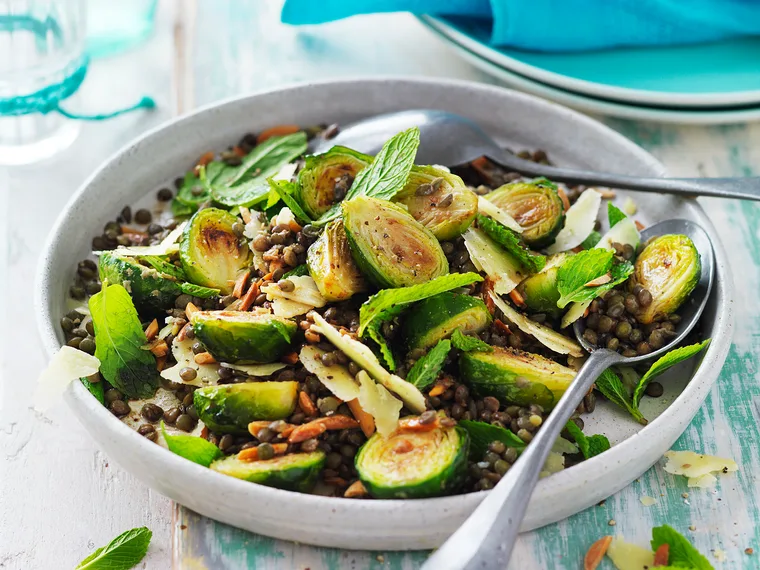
428,384,446,397
287,415,359,443
347,399,375,438
120,226,149,237
323,477,348,487
583,536,612,570
344,480,368,498
176,322,192,342
281,351,299,365
597,188,616,199
185,302,200,319
238,443,288,462
149,340,169,358
584,273,612,287
248,420,293,438
653,543,669,566
482,278,496,315
195,151,214,171
494,319,511,336
288,220,302,233
509,288,526,307
145,318,159,341
299,391,318,417
233,270,251,298
200,426,209,439
232,146,246,158
398,415,440,433
239,206,252,224
194,352,216,365
239,280,260,311
635,220,645,230
256,124,300,144
557,187,571,212
156,356,167,372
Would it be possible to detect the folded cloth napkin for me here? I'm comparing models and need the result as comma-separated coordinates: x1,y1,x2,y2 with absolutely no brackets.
281,0,760,52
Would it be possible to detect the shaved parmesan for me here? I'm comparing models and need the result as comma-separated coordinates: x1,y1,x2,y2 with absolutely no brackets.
561,299,592,329
273,162,298,182
262,275,327,308
606,536,655,570
623,197,637,215
99,222,186,257
224,362,286,377
540,452,565,478
596,217,640,252
490,291,583,357
640,496,656,506
547,189,602,254
688,473,717,488
243,215,268,273
272,207,296,228
463,227,524,295
356,371,403,437
300,345,360,402
478,196,523,233
271,297,313,318
34,346,101,411
161,337,219,387
663,450,738,488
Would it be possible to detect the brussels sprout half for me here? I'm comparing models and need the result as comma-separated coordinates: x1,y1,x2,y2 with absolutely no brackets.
211,451,325,491
295,146,371,219
485,182,565,248
394,166,478,240
516,253,568,318
342,196,449,288
179,208,252,294
630,234,700,324
98,252,182,315
306,219,367,302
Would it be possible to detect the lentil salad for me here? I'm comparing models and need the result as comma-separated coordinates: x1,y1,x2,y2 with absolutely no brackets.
53,122,709,500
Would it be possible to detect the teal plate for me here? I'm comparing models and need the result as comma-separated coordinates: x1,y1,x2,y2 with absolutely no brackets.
421,15,760,107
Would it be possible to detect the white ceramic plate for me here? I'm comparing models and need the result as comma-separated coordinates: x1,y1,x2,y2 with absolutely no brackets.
421,27,760,125
420,15,760,108
35,78,733,550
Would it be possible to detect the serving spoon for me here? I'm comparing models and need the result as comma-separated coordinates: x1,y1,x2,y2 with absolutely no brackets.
313,109,760,201
421,218,714,570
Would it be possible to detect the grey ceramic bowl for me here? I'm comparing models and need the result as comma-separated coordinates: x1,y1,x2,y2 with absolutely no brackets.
35,78,733,550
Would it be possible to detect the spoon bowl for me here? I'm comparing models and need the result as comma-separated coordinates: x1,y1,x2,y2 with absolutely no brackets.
423,219,714,570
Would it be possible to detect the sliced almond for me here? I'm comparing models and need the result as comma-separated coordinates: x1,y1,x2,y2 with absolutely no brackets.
584,273,612,287
584,536,612,570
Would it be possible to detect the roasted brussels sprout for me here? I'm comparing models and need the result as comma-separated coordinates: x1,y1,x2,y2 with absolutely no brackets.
193,381,299,433
485,182,565,248
393,166,478,240
342,196,449,288
98,252,182,315
211,451,325,491
630,234,700,324
295,146,371,219
402,292,492,351
516,253,568,318
179,208,252,294
355,415,469,499
191,311,297,363
306,219,367,302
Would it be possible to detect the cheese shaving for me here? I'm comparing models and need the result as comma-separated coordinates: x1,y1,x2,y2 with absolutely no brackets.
356,371,403,437
34,346,101,411
640,496,656,506
161,337,219,387
606,536,655,570
663,450,738,489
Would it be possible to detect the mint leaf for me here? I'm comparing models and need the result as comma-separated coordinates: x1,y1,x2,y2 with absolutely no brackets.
139,255,186,281
531,177,558,190
179,282,220,299
451,329,493,353
556,249,633,308
283,264,309,278
608,202,627,227
75,526,152,570
318,127,420,224
176,171,209,209
80,376,104,404
171,198,194,218
595,368,646,424
161,422,222,467
367,323,397,371
459,420,526,460
580,230,601,249
89,283,159,399
633,340,711,406
406,339,451,389
476,214,546,273
651,525,714,570
358,272,482,338
268,178,313,224
565,421,610,459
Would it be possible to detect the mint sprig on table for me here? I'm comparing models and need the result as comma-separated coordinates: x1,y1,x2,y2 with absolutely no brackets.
75,527,152,570
556,248,634,308
651,524,714,569
317,126,420,224
406,339,451,389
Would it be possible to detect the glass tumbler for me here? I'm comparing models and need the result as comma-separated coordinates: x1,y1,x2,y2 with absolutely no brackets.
0,0,85,165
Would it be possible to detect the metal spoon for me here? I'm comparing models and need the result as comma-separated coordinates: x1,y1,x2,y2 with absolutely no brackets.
313,109,760,201
422,218,714,570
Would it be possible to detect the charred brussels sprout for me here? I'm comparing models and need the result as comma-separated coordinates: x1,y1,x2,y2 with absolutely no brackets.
459,347,575,409
516,253,568,318
98,252,182,315
194,382,298,433
402,292,492,351
295,146,371,219
191,311,297,362
179,208,252,294
630,234,700,324
355,416,469,499
306,219,367,302
342,196,448,288
485,182,564,248
394,166,477,240
211,451,325,491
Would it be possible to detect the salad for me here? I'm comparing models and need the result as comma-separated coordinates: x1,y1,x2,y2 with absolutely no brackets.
51,124,710,499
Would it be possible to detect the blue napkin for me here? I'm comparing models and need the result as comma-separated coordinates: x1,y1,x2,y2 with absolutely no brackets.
281,0,760,52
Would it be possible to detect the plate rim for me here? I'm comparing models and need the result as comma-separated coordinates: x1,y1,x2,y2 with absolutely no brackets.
421,15,760,108
33,76,734,549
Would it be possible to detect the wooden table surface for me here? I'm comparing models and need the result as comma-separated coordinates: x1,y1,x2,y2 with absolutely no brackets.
2,1,759,568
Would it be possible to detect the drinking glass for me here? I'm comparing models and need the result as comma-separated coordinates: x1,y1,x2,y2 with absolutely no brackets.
0,0,85,165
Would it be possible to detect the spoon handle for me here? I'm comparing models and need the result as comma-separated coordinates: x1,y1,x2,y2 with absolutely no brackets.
422,349,623,570
492,153,760,201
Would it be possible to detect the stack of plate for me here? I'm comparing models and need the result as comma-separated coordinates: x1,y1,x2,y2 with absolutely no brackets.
419,15,760,124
